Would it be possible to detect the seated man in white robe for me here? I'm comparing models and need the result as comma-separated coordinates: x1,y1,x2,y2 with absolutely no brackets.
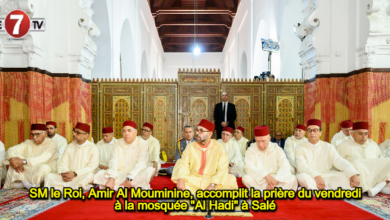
140,122,160,177
331,120,353,148
3,124,57,189
94,120,155,190
172,119,238,195
379,139,390,158
284,124,308,174
232,126,249,161
217,127,245,177
295,119,360,190
45,123,99,191
46,121,68,171
95,127,117,173
337,122,390,197
243,126,297,191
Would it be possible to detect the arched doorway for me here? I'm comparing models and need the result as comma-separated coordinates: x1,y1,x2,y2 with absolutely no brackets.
240,52,248,78
91,0,111,79
141,51,149,78
120,19,136,78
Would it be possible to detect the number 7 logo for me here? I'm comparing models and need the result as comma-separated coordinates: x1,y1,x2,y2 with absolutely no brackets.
10,14,24,35
4,10,31,38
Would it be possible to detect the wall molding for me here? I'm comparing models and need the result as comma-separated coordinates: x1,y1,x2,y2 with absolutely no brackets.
0,67,91,83
305,68,390,83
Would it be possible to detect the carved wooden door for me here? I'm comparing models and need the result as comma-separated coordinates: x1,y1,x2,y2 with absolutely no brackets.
178,71,221,139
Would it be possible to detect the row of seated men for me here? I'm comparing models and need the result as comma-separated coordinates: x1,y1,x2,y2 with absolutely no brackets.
1,119,390,198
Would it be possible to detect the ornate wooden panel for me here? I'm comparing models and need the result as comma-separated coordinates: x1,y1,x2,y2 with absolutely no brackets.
264,84,305,139
233,96,251,138
221,79,304,140
91,73,304,160
144,84,177,161
276,96,294,138
113,96,131,139
178,69,221,139
98,83,144,141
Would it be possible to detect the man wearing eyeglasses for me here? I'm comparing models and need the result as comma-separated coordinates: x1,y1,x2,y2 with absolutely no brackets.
243,126,297,191
331,120,353,149
94,121,155,190
284,124,308,174
3,124,57,189
45,123,99,191
95,127,117,173
295,119,360,190
217,127,244,177
232,126,249,161
140,122,160,177
46,121,68,172
172,119,238,194
337,122,390,197
271,131,285,149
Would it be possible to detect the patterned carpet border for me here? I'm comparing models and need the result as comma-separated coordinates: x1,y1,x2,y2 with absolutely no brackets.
345,193,390,220
0,189,68,220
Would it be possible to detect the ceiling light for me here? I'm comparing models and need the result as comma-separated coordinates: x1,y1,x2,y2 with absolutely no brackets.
193,45,200,55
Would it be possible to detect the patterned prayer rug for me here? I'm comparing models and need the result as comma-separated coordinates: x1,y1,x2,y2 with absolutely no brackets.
0,189,68,220
345,193,390,219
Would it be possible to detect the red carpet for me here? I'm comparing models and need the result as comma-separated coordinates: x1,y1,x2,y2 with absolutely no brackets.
30,175,380,220
161,163,174,168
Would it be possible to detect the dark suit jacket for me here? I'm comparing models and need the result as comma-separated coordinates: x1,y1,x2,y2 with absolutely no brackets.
214,102,237,138
271,138,286,149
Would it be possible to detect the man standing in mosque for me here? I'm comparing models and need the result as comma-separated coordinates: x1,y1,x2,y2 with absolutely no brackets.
214,92,237,140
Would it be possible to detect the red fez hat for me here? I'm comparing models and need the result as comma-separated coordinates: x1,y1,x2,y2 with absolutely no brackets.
198,119,215,131
102,127,113,133
307,119,321,128
31,124,46,131
74,122,90,133
236,126,245,134
46,121,57,127
143,122,153,131
222,127,234,134
254,126,270,137
353,122,368,130
340,120,353,129
123,120,137,129
296,124,306,131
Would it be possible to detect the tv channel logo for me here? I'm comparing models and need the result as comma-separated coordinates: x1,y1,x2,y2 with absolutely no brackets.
0,9,45,38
